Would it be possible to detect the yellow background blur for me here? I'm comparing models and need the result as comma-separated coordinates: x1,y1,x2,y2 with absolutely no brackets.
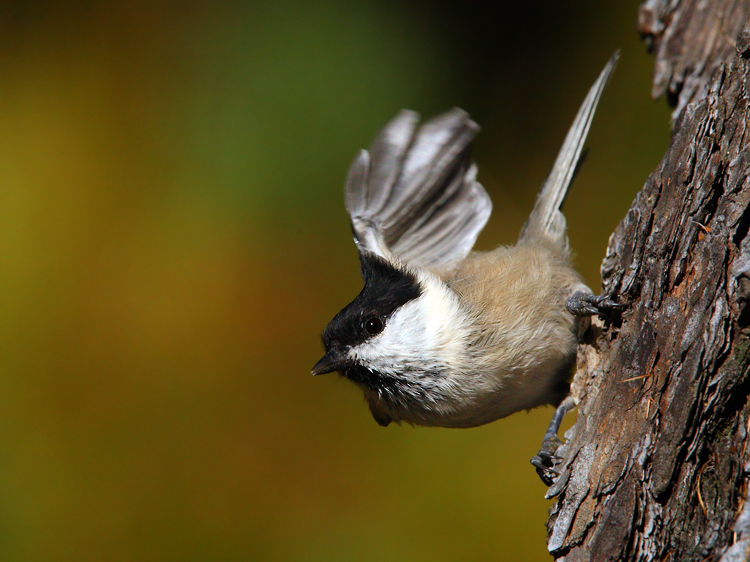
0,2,668,561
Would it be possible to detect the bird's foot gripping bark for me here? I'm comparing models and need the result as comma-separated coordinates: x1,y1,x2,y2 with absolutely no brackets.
531,435,565,486
566,288,626,318
530,396,576,486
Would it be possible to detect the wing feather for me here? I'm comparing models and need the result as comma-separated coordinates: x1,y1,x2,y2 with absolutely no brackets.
344,108,491,273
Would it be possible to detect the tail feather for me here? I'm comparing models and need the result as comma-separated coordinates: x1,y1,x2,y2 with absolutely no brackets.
519,52,619,248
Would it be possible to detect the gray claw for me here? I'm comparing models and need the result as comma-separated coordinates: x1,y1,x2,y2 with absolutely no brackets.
531,436,564,486
566,288,626,318
532,396,576,486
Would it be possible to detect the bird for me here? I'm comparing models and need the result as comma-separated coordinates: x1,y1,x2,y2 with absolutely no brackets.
312,53,622,482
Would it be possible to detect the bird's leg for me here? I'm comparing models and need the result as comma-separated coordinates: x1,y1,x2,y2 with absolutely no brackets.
566,287,626,318
530,396,577,486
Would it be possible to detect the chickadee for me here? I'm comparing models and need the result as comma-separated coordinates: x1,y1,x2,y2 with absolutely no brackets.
312,54,622,480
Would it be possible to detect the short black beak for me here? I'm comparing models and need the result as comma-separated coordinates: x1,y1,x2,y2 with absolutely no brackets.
311,349,349,376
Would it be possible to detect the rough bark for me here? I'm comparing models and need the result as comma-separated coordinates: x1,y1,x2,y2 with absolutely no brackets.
545,2,750,560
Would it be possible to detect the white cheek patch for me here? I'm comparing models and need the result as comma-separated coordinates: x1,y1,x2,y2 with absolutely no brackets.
348,273,469,376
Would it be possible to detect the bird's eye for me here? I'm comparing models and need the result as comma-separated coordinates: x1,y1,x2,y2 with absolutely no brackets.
364,316,384,336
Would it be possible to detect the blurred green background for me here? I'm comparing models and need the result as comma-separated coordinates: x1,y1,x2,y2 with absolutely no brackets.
0,1,669,561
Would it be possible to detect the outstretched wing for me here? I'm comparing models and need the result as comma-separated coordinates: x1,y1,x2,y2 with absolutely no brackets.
344,108,492,273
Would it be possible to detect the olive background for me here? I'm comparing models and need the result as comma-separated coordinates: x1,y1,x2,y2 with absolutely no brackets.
0,2,669,561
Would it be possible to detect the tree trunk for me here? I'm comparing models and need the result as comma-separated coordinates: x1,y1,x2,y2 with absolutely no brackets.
545,2,750,560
